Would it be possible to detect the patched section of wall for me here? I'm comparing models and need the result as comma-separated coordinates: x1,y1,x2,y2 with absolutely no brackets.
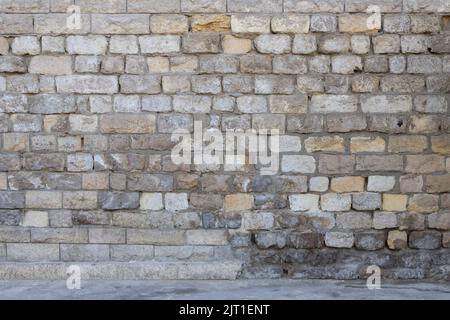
0,0,450,280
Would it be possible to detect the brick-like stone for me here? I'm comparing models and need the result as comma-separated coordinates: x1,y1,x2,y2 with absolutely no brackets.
92,14,150,34
222,35,252,54
325,232,354,248
289,194,319,212
387,230,407,250
272,14,309,33
128,0,180,13
428,212,450,230
373,35,400,53
26,191,62,209
339,14,379,33
224,194,253,211
255,35,291,54
406,155,445,174
100,114,155,134
318,35,350,53
63,191,97,210
426,175,450,193
389,135,428,153
373,212,397,229
192,14,229,32
7,243,59,262
89,228,126,244
56,75,118,94
336,211,372,229
21,211,49,228
383,194,407,212
182,33,220,53
310,95,358,113
407,55,442,74
361,95,412,113
29,56,72,75
60,244,110,261
409,231,441,249
311,15,336,32
282,155,316,174
127,229,185,245
140,35,180,53
0,192,25,209
330,176,364,193
319,155,355,174
431,136,450,154
305,136,345,153
231,15,271,33
321,193,351,212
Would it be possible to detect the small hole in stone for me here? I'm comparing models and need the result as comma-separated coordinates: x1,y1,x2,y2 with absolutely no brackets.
397,120,404,127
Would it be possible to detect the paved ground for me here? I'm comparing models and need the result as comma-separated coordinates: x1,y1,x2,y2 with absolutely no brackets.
0,280,449,300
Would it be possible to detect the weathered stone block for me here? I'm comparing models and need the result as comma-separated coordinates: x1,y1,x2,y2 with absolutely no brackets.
426,211,450,233
182,33,220,53
100,114,155,134
361,95,412,113
409,231,441,250
7,244,59,262
255,35,291,54
92,14,150,34
305,136,345,153
231,15,271,33
140,35,180,53
186,230,228,245
318,35,350,53
255,75,295,94
310,95,358,113
387,230,407,250
431,136,450,154
373,212,397,229
25,191,62,209
289,194,319,212
319,155,355,174
224,194,253,211
128,0,180,13
282,155,316,174
353,193,382,211
60,244,110,261
325,232,354,248
99,192,139,210
355,232,385,251
330,177,364,193
321,193,351,212
292,34,317,54
127,229,185,245
89,228,126,244
192,14,229,32
311,14,336,32
272,14,309,33
242,212,274,230
59,193,94,213
406,155,445,174
56,75,118,94
339,14,379,33
383,194,408,212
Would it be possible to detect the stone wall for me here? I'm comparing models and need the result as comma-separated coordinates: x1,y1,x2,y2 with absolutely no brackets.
0,0,449,280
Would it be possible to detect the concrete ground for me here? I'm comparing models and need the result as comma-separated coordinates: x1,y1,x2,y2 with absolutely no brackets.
0,280,449,300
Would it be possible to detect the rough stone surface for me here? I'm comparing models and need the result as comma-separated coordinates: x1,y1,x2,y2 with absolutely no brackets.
0,1,448,282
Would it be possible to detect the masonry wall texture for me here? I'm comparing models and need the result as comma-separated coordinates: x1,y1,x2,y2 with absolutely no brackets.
0,0,450,281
